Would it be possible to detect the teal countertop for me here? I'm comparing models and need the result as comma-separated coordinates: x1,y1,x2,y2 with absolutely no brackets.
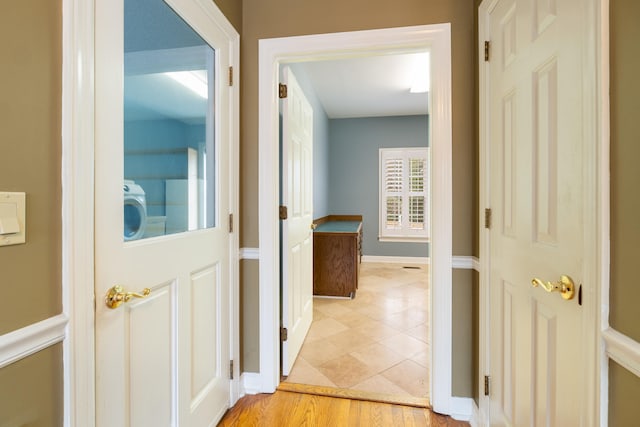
314,221,361,233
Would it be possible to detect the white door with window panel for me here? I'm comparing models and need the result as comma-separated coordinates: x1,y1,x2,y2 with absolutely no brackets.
379,148,429,242
95,0,237,425
281,67,314,376
482,0,590,424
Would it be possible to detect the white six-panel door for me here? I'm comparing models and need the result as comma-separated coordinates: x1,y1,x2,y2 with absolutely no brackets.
94,0,237,425
484,0,587,424
281,67,314,376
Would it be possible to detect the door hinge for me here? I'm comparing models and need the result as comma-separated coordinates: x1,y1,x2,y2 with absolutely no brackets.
279,83,288,99
484,375,490,396
228,66,233,86
279,205,288,220
229,360,234,380
229,213,234,233
484,41,490,62
484,208,492,229
280,327,288,342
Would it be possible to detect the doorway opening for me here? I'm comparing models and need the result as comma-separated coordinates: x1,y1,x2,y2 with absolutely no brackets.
258,23,454,415
277,54,431,403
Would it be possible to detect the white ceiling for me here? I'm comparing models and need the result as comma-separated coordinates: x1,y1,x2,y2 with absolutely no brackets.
295,52,429,119
123,51,430,123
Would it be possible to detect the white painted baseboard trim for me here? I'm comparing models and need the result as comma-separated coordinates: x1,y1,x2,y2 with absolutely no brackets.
240,247,260,260
603,327,640,378
450,397,477,423
0,314,69,369
240,372,262,396
361,255,430,265
451,256,480,271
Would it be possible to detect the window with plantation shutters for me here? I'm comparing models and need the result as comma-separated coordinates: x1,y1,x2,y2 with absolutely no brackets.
379,148,429,242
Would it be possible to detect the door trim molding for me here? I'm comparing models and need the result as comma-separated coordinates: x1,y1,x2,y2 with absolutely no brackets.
258,24,454,414
62,0,96,425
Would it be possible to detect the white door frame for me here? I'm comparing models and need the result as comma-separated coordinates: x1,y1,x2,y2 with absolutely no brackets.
477,0,604,424
62,0,240,424
258,24,454,414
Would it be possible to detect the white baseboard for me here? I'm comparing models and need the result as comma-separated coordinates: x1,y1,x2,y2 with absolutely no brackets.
240,372,262,396
361,255,430,264
450,397,477,424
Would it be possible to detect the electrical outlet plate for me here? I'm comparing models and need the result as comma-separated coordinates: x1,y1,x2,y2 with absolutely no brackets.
0,192,26,246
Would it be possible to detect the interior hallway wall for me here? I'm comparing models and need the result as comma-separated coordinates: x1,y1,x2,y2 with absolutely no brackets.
608,0,640,421
0,1,63,425
239,0,477,397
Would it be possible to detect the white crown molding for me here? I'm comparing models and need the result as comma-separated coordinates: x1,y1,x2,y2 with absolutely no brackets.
240,247,260,260
0,314,69,369
603,328,640,378
361,255,430,265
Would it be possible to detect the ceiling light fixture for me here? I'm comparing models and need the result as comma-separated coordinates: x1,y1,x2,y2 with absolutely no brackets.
410,52,430,94
165,70,208,99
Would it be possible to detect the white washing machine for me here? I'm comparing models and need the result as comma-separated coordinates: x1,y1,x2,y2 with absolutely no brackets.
123,180,147,241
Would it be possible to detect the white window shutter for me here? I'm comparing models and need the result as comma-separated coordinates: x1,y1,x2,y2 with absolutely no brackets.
379,148,429,242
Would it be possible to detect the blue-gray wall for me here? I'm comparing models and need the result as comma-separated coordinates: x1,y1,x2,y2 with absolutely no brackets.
328,115,430,257
287,64,331,217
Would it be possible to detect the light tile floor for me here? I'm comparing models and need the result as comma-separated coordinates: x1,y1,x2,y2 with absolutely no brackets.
284,262,430,399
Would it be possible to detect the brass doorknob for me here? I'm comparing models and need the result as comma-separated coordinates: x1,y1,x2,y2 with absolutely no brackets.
105,285,151,309
531,275,575,300
311,223,317,230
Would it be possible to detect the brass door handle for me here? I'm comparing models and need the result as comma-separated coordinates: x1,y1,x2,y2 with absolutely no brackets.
105,285,151,309
531,275,575,300
311,223,317,230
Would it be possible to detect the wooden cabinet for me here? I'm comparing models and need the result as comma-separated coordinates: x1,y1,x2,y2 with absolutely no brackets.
313,215,362,298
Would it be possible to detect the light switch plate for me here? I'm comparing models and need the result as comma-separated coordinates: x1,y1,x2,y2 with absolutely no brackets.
0,192,26,246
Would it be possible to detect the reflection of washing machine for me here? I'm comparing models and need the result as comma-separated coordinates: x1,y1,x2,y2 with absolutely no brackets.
123,180,147,241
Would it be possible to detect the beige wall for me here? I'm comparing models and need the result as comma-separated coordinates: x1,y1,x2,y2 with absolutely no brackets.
609,361,640,426
240,0,476,255
212,0,242,33
237,0,477,396
0,1,64,424
0,344,63,426
0,0,62,335
610,0,640,343
609,0,640,421
452,269,474,397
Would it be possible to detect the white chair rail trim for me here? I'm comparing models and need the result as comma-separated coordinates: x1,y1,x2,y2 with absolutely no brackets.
239,247,260,260
0,314,69,369
451,256,480,271
603,327,640,378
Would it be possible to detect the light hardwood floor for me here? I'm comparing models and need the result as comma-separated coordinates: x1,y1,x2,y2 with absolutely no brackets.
285,262,430,400
217,389,469,426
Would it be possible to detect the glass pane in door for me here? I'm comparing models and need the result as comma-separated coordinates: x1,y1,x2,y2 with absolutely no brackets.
123,0,215,241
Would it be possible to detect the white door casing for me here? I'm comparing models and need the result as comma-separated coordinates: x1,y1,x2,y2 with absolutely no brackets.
94,0,239,425
479,0,599,425
259,24,453,414
280,67,314,376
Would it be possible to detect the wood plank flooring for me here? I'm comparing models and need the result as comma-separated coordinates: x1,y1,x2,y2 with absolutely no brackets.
217,390,470,426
